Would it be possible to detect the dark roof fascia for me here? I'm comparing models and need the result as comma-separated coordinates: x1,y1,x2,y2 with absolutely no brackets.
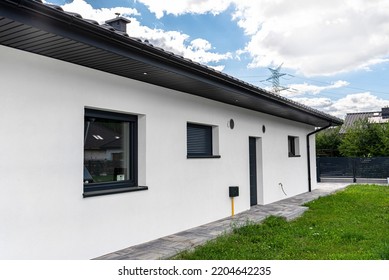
1,0,343,127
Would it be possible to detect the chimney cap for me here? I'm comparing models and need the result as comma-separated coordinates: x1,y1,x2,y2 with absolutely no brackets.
105,16,131,25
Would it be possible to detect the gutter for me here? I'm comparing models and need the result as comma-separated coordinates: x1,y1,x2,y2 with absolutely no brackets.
306,123,332,192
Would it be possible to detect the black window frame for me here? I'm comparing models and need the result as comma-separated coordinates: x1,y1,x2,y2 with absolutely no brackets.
187,123,220,158
83,108,147,197
288,136,300,157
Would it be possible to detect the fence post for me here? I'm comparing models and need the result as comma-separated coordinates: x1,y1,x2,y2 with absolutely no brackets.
316,157,321,182
352,158,357,183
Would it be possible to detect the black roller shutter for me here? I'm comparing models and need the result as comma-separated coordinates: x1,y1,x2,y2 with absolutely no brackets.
187,123,212,156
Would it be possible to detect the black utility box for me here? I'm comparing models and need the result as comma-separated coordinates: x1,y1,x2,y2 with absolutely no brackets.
229,186,239,197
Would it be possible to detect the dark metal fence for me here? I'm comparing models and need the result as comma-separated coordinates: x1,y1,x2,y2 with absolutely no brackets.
317,157,389,182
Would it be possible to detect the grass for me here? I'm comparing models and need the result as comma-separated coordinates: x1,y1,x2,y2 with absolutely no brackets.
175,184,389,260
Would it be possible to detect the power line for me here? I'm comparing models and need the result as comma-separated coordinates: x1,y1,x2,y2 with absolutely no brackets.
236,69,389,96
288,74,389,95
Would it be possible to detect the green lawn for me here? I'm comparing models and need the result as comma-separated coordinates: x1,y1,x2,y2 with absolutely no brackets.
175,184,389,260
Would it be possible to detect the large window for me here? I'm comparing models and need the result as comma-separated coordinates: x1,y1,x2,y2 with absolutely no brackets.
83,109,145,197
187,123,220,158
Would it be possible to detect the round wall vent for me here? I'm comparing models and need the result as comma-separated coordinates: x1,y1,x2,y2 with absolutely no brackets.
229,119,235,129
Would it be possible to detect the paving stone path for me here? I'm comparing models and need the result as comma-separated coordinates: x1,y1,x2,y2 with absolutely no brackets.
96,183,350,260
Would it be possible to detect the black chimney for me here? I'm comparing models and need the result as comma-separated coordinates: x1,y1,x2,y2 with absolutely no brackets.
105,14,131,33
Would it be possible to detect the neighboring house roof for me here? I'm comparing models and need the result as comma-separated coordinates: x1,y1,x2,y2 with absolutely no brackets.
0,0,343,127
340,109,389,133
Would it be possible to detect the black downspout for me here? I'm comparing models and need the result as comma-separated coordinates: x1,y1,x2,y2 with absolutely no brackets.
307,123,332,192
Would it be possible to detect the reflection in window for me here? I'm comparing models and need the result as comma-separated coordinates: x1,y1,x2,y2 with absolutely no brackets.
84,120,129,183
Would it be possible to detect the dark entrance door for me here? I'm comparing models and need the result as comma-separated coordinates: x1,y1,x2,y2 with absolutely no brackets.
249,137,257,206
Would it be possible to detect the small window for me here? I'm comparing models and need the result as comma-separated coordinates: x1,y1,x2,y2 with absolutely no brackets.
288,136,300,157
83,109,146,197
187,123,220,158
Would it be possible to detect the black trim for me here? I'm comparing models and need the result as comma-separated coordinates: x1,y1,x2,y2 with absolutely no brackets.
187,155,221,159
85,108,137,122
83,186,148,198
249,137,258,206
83,108,138,195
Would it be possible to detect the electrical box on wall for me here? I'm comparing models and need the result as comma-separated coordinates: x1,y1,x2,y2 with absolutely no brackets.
229,186,239,197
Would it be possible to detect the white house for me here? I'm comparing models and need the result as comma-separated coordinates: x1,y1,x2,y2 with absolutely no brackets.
0,0,342,259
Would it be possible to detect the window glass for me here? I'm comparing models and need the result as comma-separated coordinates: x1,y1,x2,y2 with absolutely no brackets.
288,136,295,156
84,119,130,183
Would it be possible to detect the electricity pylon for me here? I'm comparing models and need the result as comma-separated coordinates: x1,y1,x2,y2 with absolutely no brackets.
263,63,288,93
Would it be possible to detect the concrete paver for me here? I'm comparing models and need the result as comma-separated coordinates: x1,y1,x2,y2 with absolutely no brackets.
95,183,350,260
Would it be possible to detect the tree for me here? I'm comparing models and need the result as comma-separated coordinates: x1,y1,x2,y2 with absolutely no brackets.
316,126,342,157
377,121,389,156
339,118,382,157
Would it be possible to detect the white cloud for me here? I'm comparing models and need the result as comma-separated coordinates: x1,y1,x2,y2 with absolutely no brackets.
189,38,212,51
292,97,334,110
283,80,350,97
328,92,389,118
126,19,232,65
124,18,189,53
209,65,226,72
232,0,389,76
58,0,139,22
135,0,232,19
292,92,389,119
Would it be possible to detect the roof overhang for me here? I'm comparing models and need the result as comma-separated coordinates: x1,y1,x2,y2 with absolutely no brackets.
0,0,343,127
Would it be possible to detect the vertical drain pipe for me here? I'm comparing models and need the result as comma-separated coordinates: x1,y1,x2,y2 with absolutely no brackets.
307,123,332,192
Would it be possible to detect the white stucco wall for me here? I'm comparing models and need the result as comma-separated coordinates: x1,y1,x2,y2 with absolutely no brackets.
0,45,316,259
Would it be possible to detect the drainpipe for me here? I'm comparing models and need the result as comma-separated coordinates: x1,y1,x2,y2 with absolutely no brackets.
306,123,332,192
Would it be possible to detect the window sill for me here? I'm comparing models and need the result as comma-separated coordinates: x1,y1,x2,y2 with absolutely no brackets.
288,154,301,158
83,186,148,198
187,155,221,159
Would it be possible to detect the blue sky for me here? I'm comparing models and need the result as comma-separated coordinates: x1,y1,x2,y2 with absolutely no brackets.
46,0,389,119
